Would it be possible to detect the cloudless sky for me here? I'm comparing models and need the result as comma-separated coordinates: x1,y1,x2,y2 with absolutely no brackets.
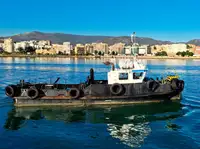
0,0,200,42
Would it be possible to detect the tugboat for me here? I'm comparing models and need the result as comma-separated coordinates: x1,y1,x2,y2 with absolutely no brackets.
5,57,184,107
4,32,184,107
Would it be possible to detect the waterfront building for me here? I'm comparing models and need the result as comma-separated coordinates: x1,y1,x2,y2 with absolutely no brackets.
14,42,28,51
138,45,148,55
194,46,200,56
187,44,196,53
74,44,85,55
35,49,56,55
167,44,187,55
52,44,64,54
38,40,51,46
151,44,188,56
63,42,71,55
124,46,132,55
4,38,14,53
14,40,52,52
109,43,125,54
51,42,71,55
92,42,109,54
85,44,94,54
124,44,148,56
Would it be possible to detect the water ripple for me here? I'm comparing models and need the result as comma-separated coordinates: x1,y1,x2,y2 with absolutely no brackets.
0,58,200,149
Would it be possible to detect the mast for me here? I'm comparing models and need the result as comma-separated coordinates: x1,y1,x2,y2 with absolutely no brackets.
131,32,137,56
131,32,136,46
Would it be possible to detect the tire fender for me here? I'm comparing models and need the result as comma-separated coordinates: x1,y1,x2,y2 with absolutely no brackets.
27,88,39,99
5,85,16,97
69,88,80,99
147,80,159,92
110,83,124,96
171,79,179,90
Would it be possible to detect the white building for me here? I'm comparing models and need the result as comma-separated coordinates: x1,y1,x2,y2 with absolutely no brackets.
51,42,71,54
63,42,71,54
124,46,132,55
14,42,28,51
14,40,52,52
138,45,148,55
168,44,187,54
4,38,14,53
151,44,188,56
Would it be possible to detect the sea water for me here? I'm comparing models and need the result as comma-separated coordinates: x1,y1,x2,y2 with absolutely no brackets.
0,57,199,149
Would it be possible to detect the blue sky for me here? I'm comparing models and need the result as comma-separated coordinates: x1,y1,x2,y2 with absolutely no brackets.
0,0,200,42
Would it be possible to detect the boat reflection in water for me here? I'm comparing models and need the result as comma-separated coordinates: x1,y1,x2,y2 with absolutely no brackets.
4,102,184,148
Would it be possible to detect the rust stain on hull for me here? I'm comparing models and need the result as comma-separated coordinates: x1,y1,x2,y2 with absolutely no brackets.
15,100,163,107
14,94,181,107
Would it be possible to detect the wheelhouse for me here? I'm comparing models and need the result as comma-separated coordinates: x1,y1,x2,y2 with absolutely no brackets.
108,69,147,85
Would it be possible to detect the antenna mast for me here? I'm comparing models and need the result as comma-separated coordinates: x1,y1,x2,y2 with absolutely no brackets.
131,32,136,45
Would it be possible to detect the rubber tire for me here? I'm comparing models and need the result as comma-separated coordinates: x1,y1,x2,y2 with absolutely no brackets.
5,85,16,97
171,79,179,90
179,80,184,90
27,88,39,99
69,88,80,99
110,83,124,96
147,80,159,92
147,80,154,90
152,81,159,92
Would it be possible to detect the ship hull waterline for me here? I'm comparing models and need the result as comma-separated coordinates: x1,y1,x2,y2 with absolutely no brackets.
13,93,182,107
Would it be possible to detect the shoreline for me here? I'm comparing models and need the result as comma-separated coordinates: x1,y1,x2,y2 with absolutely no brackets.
0,54,200,59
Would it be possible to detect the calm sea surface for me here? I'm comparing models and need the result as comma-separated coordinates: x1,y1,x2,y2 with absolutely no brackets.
0,57,200,149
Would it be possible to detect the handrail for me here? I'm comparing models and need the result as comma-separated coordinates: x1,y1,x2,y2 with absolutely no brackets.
103,61,115,71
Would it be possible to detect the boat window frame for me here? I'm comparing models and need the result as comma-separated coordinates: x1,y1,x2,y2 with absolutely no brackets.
132,70,146,80
119,72,129,80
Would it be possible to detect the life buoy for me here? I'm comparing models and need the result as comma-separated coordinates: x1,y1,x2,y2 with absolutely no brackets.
5,85,18,97
69,88,80,99
27,88,39,99
110,83,124,96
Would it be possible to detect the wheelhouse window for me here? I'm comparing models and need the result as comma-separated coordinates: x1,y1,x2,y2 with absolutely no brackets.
133,72,143,79
119,73,128,80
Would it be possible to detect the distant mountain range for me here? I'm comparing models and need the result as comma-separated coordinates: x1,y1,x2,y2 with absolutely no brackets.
0,31,200,46
187,39,200,46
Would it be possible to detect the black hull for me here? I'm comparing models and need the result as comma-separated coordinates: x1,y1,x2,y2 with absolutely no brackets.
6,77,184,107
13,91,182,107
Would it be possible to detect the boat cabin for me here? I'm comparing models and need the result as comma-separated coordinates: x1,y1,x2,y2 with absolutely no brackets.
108,69,147,84
106,59,148,85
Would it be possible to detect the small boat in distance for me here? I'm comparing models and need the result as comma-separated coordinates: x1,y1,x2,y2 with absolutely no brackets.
5,56,184,107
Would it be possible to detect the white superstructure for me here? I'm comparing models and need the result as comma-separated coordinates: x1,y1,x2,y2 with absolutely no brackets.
107,58,148,85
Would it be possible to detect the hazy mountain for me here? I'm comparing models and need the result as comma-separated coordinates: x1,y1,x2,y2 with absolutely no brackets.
187,39,200,46
100,36,173,45
1,31,110,45
0,31,176,45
